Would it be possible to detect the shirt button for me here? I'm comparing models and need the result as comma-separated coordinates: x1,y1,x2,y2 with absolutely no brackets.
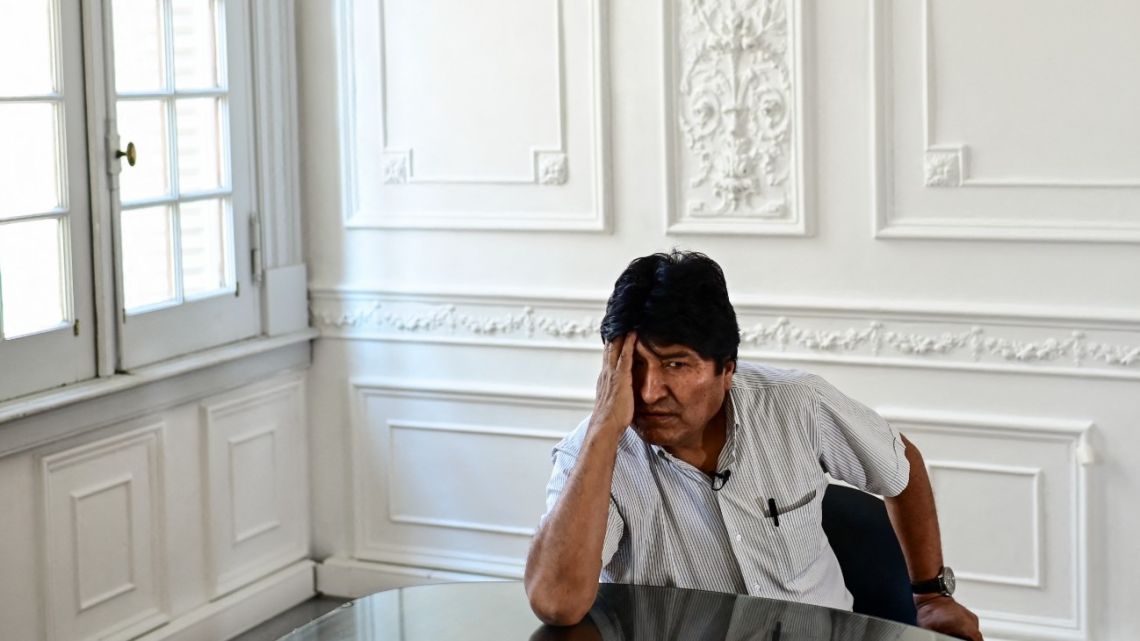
752,583,760,591
735,533,742,542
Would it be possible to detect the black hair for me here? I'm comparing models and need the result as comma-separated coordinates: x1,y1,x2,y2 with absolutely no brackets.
600,250,739,371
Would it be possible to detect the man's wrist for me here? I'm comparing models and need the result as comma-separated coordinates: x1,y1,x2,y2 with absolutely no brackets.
911,565,956,597
913,593,950,607
586,415,627,437
583,420,626,448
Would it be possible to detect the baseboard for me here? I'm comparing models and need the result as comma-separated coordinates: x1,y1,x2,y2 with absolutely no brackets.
316,556,505,598
133,560,316,641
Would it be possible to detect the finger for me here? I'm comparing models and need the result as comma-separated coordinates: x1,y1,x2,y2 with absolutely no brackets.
616,331,637,374
603,336,619,369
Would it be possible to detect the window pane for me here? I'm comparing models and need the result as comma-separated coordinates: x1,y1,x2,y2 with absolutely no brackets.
176,98,223,192
172,0,219,89
117,99,171,202
0,103,62,218
112,0,166,93
0,0,55,96
0,218,66,338
121,206,176,310
180,198,229,296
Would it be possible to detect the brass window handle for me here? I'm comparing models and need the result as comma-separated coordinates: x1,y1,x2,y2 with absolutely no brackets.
115,141,137,167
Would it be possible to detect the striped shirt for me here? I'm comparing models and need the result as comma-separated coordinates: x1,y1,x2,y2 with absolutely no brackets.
542,362,911,611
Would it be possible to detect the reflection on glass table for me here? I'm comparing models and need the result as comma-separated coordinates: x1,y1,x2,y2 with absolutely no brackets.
282,582,958,641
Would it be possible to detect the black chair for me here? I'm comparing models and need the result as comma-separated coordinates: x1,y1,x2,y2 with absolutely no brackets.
821,483,917,625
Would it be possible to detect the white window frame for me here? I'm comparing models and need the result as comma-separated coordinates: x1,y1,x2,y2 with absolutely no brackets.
102,0,261,369
0,0,97,400
0,0,308,409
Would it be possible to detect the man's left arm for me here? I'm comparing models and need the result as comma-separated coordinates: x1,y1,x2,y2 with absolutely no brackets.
885,434,983,641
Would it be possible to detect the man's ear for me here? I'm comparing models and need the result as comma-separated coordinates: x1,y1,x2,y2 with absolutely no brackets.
722,359,736,389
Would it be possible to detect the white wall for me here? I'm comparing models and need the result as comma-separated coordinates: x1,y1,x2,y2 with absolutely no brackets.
299,2,1140,640
0,1,314,638
0,354,314,641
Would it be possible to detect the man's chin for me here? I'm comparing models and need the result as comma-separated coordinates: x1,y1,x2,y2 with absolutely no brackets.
632,415,678,442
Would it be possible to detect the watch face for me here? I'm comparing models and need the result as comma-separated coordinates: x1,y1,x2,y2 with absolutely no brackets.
942,566,956,595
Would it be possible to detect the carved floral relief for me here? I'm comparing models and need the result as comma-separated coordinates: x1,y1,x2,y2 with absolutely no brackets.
678,0,793,218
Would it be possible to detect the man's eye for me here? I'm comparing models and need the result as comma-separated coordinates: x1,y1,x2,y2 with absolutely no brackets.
665,361,685,369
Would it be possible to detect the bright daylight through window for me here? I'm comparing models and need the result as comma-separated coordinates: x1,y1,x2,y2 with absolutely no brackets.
114,0,235,312
0,0,259,404
0,0,71,340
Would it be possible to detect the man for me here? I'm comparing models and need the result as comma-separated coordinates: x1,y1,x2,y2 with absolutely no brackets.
524,251,982,641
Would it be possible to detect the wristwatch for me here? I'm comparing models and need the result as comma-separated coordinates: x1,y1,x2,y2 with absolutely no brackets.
911,566,956,596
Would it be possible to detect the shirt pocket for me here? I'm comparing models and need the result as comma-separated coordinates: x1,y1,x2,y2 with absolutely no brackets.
762,487,826,582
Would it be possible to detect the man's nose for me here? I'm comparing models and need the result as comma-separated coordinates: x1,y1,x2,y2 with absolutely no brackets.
636,364,668,405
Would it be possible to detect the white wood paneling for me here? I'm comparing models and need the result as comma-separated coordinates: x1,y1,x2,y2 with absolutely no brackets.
664,0,810,235
250,0,304,269
872,0,1140,242
40,423,168,641
338,0,611,231
881,409,1091,641
349,379,591,577
201,376,308,598
131,561,314,641
298,1,1140,638
0,331,313,457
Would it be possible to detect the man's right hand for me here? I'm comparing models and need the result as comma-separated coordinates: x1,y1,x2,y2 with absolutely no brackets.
589,331,637,436
525,331,638,626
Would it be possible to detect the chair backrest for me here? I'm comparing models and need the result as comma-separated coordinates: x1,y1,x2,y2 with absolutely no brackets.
820,483,917,625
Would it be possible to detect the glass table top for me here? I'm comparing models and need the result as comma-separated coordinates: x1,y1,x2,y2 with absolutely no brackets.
282,581,958,641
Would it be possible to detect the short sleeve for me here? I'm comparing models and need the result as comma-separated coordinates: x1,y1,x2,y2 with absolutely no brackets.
542,447,625,566
807,375,910,497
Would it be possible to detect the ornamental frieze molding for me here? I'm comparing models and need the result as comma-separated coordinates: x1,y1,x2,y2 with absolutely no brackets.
310,295,1140,372
740,318,1139,368
311,300,600,340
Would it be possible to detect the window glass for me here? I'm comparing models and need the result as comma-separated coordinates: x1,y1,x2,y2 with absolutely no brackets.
0,103,62,217
112,0,166,93
120,205,176,310
0,219,66,338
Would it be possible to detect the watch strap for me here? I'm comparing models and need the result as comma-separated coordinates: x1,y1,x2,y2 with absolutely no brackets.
910,576,943,594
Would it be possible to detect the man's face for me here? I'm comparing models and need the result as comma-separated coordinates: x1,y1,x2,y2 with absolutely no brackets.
629,339,735,450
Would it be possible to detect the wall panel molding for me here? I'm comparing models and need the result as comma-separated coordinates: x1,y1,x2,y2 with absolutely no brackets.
664,0,809,235
40,423,169,641
349,380,588,578
919,2,1140,190
311,288,1140,379
201,376,308,599
71,474,139,612
871,0,1140,243
879,409,1090,641
385,419,564,538
375,0,567,186
337,0,611,231
925,460,1043,588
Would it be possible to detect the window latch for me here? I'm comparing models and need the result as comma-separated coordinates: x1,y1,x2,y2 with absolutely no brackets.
250,211,264,286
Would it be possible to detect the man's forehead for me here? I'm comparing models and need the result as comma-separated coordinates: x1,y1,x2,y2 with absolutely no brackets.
636,340,701,359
